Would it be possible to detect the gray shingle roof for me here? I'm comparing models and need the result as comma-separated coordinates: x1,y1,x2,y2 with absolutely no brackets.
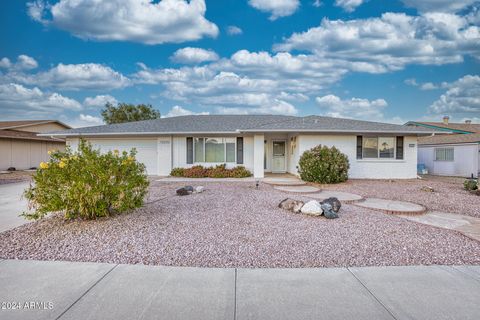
40,115,437,137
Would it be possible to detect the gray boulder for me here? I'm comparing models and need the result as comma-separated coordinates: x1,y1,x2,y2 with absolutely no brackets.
279,198,305,213
301,200,323,216
176,187,190,196
184,185,194,192
321,203,338,219
320,197,341,213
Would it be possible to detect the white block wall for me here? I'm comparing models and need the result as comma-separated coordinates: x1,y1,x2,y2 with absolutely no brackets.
296,134,418,179
418,144,479,177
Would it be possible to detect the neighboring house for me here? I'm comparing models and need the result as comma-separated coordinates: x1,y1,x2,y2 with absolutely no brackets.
406,117,480,177
0,120,70,170
40,115,435,179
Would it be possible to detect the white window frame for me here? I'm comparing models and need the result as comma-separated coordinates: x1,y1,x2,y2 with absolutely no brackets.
362,136,396,159
193,137,237,163
434,147,454,161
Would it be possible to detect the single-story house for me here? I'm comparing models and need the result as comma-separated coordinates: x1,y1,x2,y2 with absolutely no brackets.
406,117,480,177
40,115,436,179
0,120,70,170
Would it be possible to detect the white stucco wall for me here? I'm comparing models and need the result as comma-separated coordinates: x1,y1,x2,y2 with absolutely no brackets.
418,143,479,177
295,134,418,179
171,135,256,174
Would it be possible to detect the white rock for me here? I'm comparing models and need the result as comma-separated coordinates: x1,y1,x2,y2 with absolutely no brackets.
300,200,323,216
195,186,205,193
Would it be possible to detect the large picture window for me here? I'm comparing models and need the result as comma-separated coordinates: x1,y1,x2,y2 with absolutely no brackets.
194,137,236,163
435,148,454,161
362,137,396,159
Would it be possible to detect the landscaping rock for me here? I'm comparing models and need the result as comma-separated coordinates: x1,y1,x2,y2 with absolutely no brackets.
421,186,435,192
301,200,323,216
320,197,341,213
7,167,16,171
322,203,338,219
176,187,190,196
184,185,194,192
278,198,304,213
195,186,205,193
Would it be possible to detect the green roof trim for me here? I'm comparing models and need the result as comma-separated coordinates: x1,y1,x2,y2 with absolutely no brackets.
405,121,472,134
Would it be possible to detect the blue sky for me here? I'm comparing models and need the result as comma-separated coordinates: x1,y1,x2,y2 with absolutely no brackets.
0,0,479,127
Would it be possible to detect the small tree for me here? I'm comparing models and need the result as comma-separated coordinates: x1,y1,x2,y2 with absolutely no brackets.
298,145,349,184
22,139,149,220
101,102,161,124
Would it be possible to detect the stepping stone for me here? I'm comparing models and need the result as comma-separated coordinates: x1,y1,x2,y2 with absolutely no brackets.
400,211,480,242
262,177,306,186
306,190,363,203
274,185,320,193
354,198,426,215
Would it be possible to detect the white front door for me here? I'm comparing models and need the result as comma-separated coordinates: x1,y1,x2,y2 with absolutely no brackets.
272,140,286,172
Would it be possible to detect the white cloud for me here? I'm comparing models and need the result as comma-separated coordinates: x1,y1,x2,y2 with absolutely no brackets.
0,55,38,70
420,82,438,90
316,94,388,120
164,105,209,117
83,95,118,108
401,0,477,13
404,78,418,86
227,26,243,36
171,47,219,64
27,0,219,45
78,114,103,125
312,1,322,8
275,12,480,72
334,0,364,12
0,83,82,118
9,63,130,90
429,75,480,115
248,0,300,20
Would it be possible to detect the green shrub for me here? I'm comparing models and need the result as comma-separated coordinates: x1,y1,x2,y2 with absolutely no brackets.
464,179,478,191
170,167,185,177
298,145,349,184
22,139,149,220
169,164,252,178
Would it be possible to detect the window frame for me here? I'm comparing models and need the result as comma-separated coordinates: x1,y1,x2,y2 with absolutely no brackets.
193,137,237,164
434,147,454,162
361,136,397,159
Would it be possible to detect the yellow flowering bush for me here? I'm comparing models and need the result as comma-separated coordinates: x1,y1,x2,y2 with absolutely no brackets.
23,139,149,220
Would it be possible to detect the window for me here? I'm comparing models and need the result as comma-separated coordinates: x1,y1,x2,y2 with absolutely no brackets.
225,138,235,162
193,137,236,163
363,137,379,158
379,137,395,158
435,148,454,161
362,137,396,159
194,138,204,162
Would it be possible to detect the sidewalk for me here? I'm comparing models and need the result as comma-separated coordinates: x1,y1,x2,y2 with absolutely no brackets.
1,259,479,320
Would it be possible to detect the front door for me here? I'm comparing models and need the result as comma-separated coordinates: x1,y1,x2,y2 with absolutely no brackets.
272,140,286,172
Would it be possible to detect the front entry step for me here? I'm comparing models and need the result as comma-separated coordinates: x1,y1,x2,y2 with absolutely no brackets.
274,185,321,193
262,177,306,186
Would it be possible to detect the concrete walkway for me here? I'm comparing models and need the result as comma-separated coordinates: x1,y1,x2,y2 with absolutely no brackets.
354,197,427,215
0,182,30,233
400,211,480,242
1,259,479,320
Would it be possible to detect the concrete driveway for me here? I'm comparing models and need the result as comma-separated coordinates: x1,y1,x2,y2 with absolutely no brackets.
0,260,479,320
0,182,30,233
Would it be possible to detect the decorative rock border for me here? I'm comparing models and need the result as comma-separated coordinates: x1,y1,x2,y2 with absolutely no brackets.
354,198,427,215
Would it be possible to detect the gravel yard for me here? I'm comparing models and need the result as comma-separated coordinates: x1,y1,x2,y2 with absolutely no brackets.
0,171,33,185
319,175,480,218
1,181,479,268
